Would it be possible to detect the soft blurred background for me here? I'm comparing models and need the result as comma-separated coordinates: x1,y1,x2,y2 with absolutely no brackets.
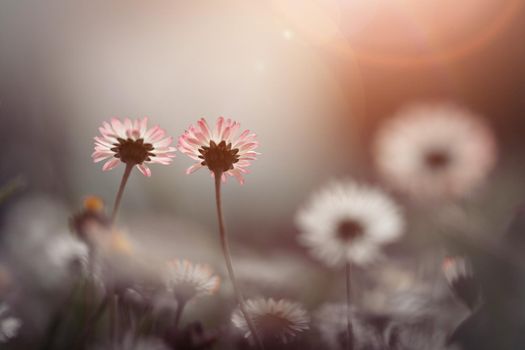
1,0,525,349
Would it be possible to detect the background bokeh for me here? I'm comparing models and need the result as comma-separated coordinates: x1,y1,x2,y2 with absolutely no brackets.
2,0,525,234
1,1,525,348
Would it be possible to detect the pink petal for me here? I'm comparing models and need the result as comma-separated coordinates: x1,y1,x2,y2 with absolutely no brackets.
123,118,133,131
102,158,120,171
216,117,225,138
154,136,173,148
111,118,125,138
197,118,211,139
144,125,161,141
140,117,148,133
94,136,114,148
186,163,203,174
137,164,152,177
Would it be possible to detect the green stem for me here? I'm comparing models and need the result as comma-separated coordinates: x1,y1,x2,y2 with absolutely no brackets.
214,173,264,350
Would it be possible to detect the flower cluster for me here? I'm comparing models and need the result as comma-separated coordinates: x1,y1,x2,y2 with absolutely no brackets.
0,101,507,350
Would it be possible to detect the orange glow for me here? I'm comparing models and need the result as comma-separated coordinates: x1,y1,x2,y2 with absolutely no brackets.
271,0,523,67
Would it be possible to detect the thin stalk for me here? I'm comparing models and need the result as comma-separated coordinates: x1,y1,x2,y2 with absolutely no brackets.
40,280,80,350
345,262,353,350
214,173,264,350
74,296,110,348
173,299,187,332
111,163,134,224
111,294,119,349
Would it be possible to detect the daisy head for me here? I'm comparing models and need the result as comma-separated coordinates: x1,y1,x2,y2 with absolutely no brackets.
177,117,259,184
374,103,497,201
164,260,220,302
92,117,176,177
232,298,309,343
296,180,404,267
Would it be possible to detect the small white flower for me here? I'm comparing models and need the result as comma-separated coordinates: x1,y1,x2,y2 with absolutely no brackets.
296,180,404,267
46,234,89,274
232,298,309,343
374,102,497,200
164,260,220,302
0,304,21,343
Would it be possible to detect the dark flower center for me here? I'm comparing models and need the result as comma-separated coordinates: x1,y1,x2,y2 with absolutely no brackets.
337,219,364,242
423,149,451,170
112,138,154,165
255,313,292,340
198,140,240,173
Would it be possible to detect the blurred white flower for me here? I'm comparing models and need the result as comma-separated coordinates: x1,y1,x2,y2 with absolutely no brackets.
45,234,89,275
314,303,385,350
296,180,404,267
165,260,220,302
232,298,309,343
0,304,21,343
374,103,497,200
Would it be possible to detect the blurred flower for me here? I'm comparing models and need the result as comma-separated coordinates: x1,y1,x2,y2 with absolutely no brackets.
443,256,481,310
0,304,21,343
178,117,259,184
92,117,176,177
374,103,497,200
45,234,89,276
70,196,111,247
296,180,404,267
314,303,385,350
165,260,220,302
232,298,309,343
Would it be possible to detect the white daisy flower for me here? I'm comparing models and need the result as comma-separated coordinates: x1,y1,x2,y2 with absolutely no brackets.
232,298,309,343
0,304,21,343
374,103,497,200
164,260,220,302
296,180,404,267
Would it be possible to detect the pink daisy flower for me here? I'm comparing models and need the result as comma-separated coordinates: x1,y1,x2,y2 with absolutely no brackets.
92,117,176,177
177,117,259,184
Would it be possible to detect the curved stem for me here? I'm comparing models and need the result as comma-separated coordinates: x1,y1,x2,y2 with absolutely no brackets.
214,173,264,350
173,299,187,332
345,262,353,350
111,163,134,224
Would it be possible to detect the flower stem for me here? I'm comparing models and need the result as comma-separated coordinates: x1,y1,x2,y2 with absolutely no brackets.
111,163,134,224
111,294,119,349
214,172,264,350
174,299,187,332
345,262,353,350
